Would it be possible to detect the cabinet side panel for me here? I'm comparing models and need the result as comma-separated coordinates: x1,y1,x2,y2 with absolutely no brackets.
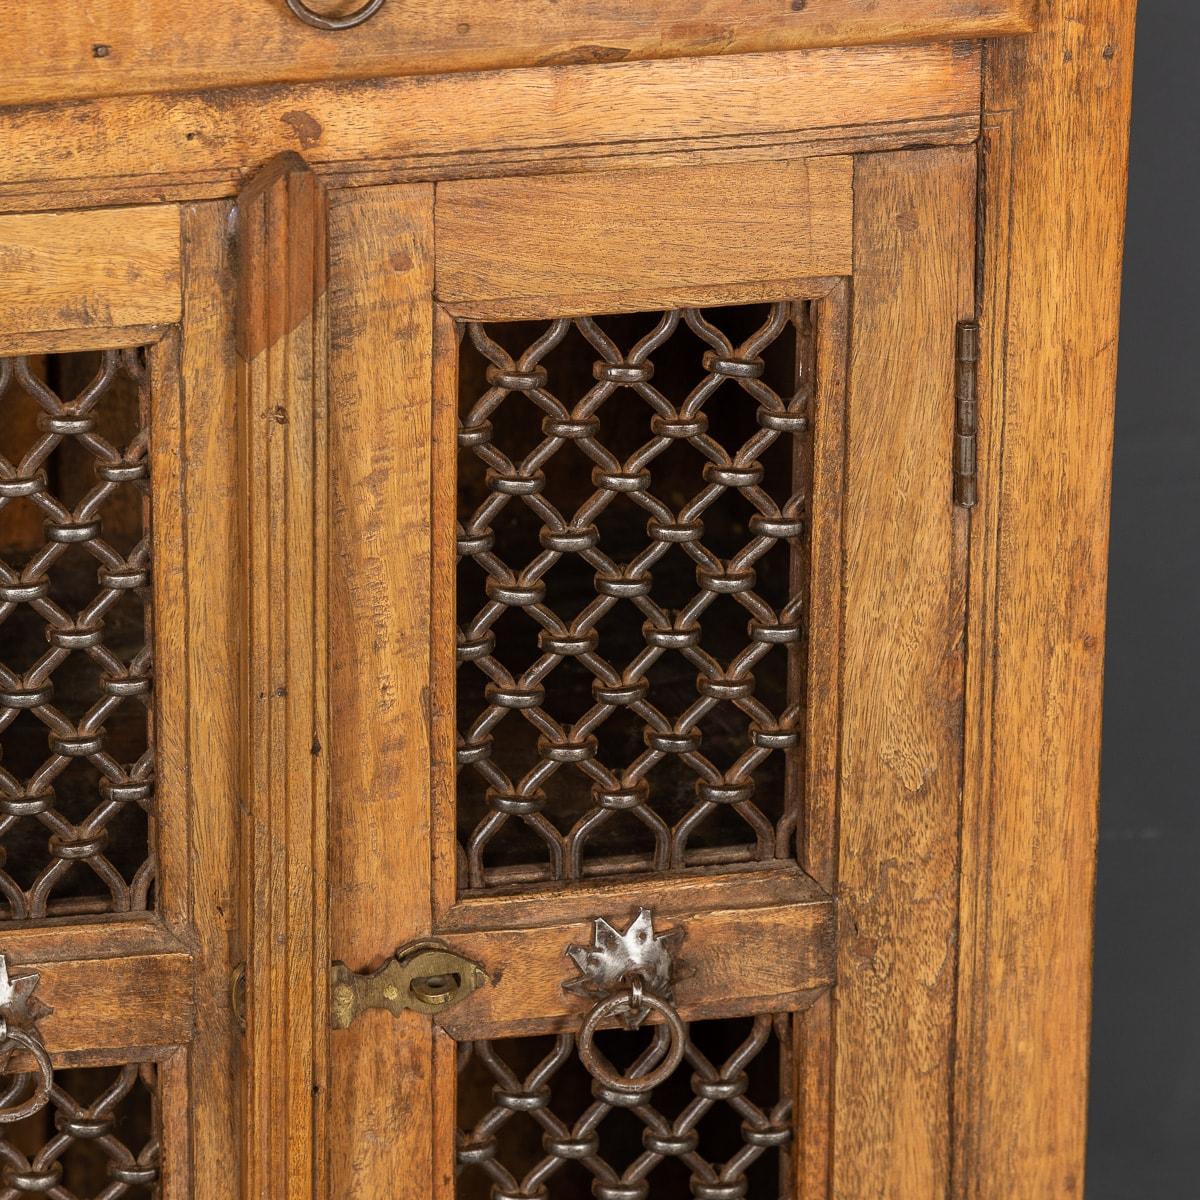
327,183,437,1199
835,147,974,1198
958,6,1138,1199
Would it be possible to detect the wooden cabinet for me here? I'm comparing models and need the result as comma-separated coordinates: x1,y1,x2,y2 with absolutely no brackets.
0,3,1135,1198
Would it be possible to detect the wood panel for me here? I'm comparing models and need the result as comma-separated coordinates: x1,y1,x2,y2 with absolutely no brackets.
0,43,981,195
0,919,190,1061
326,183,436,1200
803,279,851,892
14,952,193,1058
954,5,1138,1199
0,207,180,332
180,199,244,1200
237,153,330,1200
0,0,1027,108
440,894,835,1040
436,158,852,307
834,147,974,1198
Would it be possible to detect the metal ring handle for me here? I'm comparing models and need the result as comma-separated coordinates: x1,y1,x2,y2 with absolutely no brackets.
0,1027,53,1124
284,0,386,30
577,990,687,1095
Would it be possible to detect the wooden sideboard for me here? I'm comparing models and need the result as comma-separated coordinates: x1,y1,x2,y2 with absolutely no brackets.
0,2,1135,1197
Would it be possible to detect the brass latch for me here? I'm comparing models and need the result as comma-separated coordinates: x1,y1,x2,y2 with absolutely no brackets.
330,939,487,1030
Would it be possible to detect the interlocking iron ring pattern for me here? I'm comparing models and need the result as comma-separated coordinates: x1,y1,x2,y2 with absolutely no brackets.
0,1062,159,1192
456,1013,794,1200
455,303,812,891
0,350,154,920
284,0,386,30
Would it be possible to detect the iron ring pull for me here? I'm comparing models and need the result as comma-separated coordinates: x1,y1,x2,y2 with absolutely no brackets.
0,1021,53,1124
565,908,687,1094
284,0,386,30
577,987,688,1095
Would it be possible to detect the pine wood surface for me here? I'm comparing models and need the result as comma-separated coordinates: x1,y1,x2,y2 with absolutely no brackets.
0,0,1028,108
440,896,835,1041
833,146,974,1198
0,5,1137,1197
179,198,245,1200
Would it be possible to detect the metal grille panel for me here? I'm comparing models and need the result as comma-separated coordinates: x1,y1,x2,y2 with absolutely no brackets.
0,351,154,921
457,1013,793,1200
456,303,811,890
0,1062,158,1197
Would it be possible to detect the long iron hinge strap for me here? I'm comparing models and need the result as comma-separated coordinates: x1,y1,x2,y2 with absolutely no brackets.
954,320,980,508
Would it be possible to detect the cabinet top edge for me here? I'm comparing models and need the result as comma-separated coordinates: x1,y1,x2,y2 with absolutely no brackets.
0,0,1030,111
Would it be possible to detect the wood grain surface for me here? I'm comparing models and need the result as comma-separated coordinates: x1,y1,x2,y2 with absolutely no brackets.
0,0,1026,108
0,207,180,333
179,198,244,1200
326,183,436,1200
953,5,1138,1199
236,153,331,1200
0,43,980,197
436,158,851,307
834,146,974,1198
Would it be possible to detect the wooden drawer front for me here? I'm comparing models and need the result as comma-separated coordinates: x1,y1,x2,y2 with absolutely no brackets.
0,0,1033,107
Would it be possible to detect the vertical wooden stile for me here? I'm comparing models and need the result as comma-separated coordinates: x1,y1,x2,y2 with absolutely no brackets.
236,153,330,1200
181,199,244,1200
955,6,1139,1199
835,146,975,1199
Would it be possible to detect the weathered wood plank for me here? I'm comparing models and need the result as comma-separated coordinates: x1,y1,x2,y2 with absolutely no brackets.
955,5,1138,1199
237,152,330,1200
0,1,1027,108
0,207,180,332
326,182,436,1200
436,158,852,305
835,145,974,1198
0,44,981,194
180,198,244,1200
440,893,835,1040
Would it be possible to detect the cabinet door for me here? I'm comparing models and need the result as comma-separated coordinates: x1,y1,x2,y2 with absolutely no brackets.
322,148,974,1199
0,206,239,1193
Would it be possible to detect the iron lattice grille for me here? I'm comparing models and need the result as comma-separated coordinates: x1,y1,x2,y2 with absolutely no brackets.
456,303,811,890
0,1063,158,1198
457,1014,793,1200
0,351,154,920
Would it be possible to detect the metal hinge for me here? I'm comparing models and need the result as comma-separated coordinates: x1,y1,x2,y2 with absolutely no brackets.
954,321,979,508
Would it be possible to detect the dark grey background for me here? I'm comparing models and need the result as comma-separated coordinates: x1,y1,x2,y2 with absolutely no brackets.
1086,4,1200,1196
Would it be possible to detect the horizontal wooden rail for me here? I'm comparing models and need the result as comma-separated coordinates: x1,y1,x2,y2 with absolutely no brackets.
0,207,181,334
0,0,1029,109
436,867,835,1039
436,157,853,307
0,43,980,197
0,918,193,1061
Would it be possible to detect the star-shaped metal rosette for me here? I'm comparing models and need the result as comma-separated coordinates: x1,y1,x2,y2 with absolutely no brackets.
563,908,685,1008
0,954,52,1073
